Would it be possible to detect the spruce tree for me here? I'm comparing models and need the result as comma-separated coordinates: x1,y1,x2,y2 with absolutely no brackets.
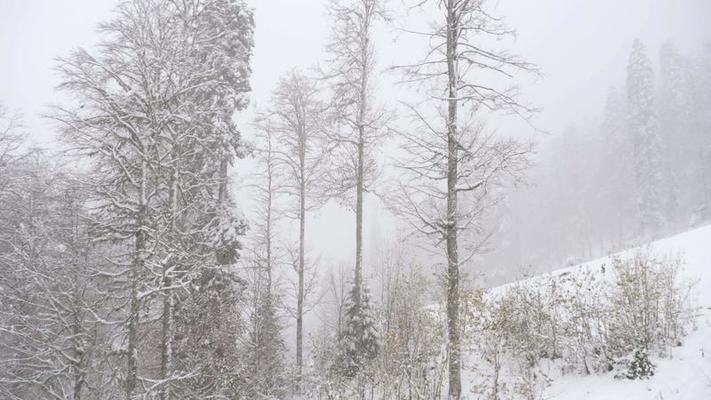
336,282,379,379
627,39,665,237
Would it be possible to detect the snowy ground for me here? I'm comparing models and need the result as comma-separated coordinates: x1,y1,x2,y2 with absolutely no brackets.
465,224,711,399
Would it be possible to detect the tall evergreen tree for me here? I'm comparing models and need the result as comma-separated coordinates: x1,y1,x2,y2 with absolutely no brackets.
335,282,379,379
658,42,690,226
627,39,665,238
600,87,635,246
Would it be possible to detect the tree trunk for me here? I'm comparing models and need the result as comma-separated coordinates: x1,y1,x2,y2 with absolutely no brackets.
126,160,148,400
296,139,306,388
355,118,365,306
160,162,179,400
69,198,85,400
445,1,462,398
354,3,371,309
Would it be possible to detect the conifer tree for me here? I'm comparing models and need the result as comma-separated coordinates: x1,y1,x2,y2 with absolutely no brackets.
627,39,665,237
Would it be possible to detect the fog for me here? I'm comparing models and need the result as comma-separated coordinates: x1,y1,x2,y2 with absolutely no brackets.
3,1,709,283
1,0,710,398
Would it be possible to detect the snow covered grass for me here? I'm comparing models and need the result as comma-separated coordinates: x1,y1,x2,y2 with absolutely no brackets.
462,224,711,399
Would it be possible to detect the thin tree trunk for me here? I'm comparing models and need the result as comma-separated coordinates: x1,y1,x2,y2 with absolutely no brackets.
160,161,179,400
296,137,306,388
355,118,365,305
354,1,371,308
445,1,462,398
159,285,174,400
126,161,148,400
70,201,85,400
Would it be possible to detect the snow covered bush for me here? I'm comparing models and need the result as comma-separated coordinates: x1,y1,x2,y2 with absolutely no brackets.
464,250,695,395
605,252,693,359
463,286,553,399
623,347,655,379
376,266,447,400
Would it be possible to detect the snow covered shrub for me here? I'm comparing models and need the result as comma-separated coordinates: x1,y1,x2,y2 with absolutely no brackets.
605,252,692,359
556,269,612,374
463,250,694,391
624,347,655,379
463,288,513,400
377,265,447,399
463,285,556,399
488,281,564,365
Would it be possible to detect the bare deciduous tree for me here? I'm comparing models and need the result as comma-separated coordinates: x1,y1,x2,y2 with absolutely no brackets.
393,1,537,397
322,0,389,305
268,70,329,386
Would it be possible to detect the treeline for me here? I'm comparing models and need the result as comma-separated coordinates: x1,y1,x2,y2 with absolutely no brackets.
486,40,711,282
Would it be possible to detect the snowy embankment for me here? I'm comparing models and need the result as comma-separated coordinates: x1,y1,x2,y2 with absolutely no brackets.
465,224,711,399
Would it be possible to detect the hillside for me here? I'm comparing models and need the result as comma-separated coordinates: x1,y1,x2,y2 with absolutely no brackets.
464,224,711,399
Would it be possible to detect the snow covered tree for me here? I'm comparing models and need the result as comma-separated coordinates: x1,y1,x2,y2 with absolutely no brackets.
0,150,99,400
0,105,23,184
334,283,379,380
599,87,635,247
657,42,691,226
626,39,665,238
52,0,254,397
393,1,536,396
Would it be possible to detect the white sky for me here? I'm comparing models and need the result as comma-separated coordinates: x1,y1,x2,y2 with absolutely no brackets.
1,0,710,276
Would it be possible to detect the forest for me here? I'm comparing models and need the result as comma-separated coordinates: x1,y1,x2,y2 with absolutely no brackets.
1,0,710,399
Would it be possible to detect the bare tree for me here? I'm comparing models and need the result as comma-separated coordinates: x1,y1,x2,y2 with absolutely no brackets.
393,1,536,397
242,115,288,398
322,0,389,307
268,70,329,386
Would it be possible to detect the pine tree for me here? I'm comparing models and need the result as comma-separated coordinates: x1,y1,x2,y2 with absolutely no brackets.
600,87,635,246
626,39,665,238
658,42,690,226
336,282,379,379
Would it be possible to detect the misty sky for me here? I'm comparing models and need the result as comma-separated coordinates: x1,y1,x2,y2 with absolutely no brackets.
2,0,710,271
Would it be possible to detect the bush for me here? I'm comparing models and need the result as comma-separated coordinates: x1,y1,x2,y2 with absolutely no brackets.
605,252,692,358
624,348,655,379
465,250,694,390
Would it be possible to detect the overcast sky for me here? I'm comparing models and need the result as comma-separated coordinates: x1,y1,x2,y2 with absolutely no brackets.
2,0,710,271
3,0,710,140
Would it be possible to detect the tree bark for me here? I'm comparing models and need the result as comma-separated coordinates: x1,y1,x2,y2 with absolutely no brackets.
126,160,148,400
160,159,179,400
296,131,306,388
445,1,462,398
353,0,371,309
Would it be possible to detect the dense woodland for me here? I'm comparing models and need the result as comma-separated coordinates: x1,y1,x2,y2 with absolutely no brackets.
0,0,708,399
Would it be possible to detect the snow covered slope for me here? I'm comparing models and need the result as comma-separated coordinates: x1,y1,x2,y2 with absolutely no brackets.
468,224,711,399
